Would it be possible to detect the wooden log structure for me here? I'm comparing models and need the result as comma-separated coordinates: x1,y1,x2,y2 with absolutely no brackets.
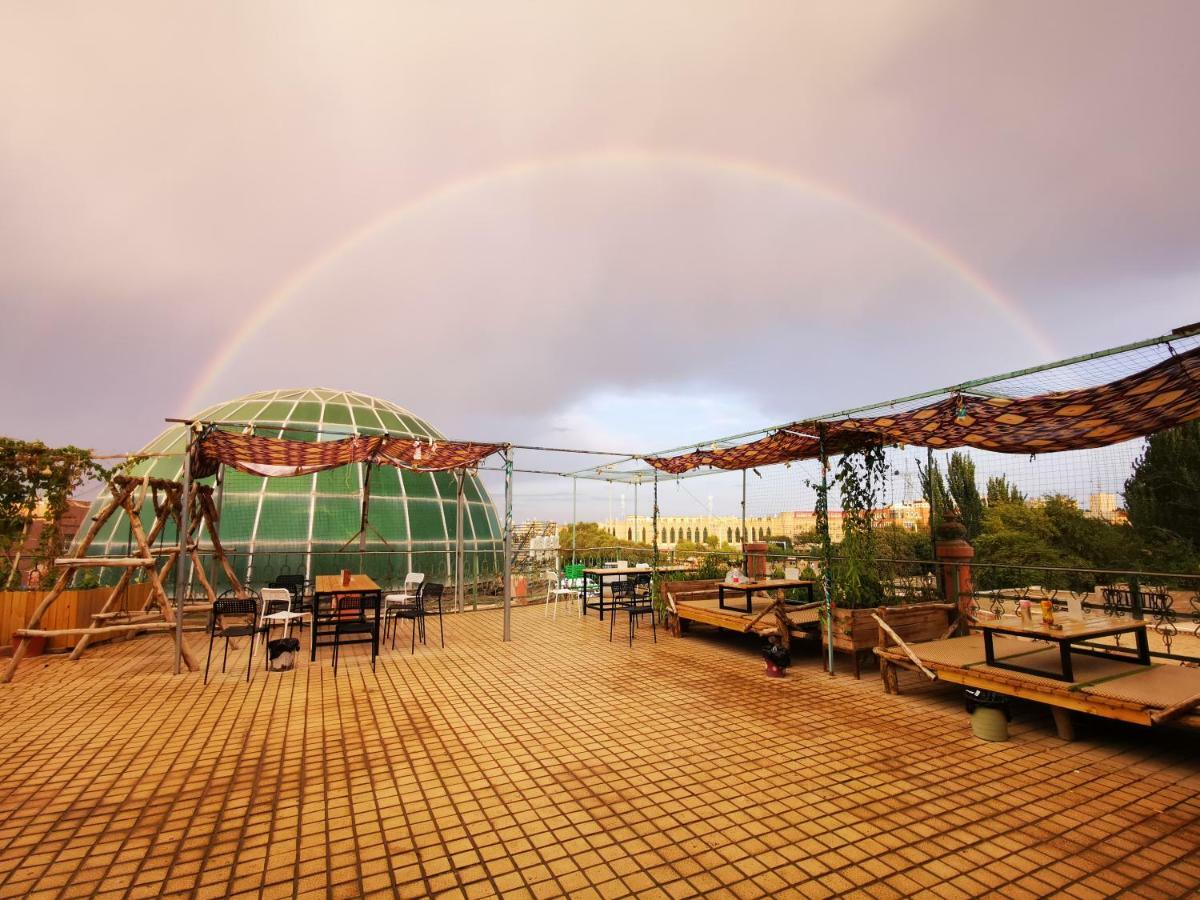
1,475,244,683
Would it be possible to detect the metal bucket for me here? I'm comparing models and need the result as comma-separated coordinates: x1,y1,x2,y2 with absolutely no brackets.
965,688,1011,742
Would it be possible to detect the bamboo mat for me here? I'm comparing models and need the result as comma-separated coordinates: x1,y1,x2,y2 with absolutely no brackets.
1082,664,1200,706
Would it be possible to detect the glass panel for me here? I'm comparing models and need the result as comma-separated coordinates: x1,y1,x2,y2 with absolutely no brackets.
316,465,358,494
406,499,447,540
266,472,315,495
310,497,362,543
322,403,353,426
364,499,408,542
375,409,406,433
290,401,323,424
258,401,295,423
351,406,384,431
400,470,438,500
253,497,313,541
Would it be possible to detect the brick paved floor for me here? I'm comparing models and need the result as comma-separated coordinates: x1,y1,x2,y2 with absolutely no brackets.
0,605,1198,899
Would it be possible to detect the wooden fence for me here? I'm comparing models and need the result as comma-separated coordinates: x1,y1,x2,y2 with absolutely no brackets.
0,583,154,654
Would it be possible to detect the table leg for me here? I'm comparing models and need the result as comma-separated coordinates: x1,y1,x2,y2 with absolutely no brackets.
310,595,318,662
1135,626,1150,666
598,573,605,621
744,588,753,614
718,584,726,610
984,631,996,667
372,591,380,668
1059,641,1075,682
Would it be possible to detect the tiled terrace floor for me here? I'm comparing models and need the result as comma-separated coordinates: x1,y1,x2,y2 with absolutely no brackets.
1,606,1199,899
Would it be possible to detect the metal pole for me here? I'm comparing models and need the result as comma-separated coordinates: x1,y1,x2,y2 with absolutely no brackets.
212,463,225,590
927,446,938,559
652,472,660,575
741,469,747,569
174,426,193,676
633,480,639,550
818,428,835,677
571,476,577,565
502,446,513,642
455,471,465,614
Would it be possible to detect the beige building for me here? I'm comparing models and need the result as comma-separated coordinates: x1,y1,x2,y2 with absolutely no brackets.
602,500,929,548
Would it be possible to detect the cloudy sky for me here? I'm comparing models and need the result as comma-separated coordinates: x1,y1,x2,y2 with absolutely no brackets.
2,1,1198,519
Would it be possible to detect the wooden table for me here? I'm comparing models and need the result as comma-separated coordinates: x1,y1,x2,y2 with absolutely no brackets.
717,578,816,613
582,566,692,620
311,574,382,667
980,615,1150,682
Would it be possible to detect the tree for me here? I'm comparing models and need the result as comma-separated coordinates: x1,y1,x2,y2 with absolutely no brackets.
986,475,1025,506
917,456,952,532
1125,420,1200,549
0,438,115,588
946,452,984,540
557,522,647,552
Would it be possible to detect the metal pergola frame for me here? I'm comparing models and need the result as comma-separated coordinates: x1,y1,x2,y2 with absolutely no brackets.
158,323,1196,676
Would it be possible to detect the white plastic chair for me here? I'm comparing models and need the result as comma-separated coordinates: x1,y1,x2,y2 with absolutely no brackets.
385,573,425,610
259,586,307,644
784,566,800,581
544,569,578,620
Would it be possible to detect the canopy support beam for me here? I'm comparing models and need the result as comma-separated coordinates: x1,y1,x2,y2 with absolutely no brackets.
174,427,192,676
502,446,513,642
818,427,835,677
455,470,465,614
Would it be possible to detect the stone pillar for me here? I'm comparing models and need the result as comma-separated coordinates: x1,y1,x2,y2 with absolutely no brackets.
934,509,975,623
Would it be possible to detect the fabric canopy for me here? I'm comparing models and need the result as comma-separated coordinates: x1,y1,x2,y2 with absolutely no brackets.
193,429,500,478
646,345,1200,474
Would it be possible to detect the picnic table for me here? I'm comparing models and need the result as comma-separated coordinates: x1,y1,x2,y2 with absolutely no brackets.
717,578,816,613
311,574,382,666
980,615,1150,682
582,565,692,620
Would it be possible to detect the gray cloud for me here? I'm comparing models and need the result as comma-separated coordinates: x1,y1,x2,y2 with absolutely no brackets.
1,0,1197,480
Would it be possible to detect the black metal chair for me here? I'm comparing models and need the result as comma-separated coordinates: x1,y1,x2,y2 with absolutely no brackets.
385,583,425,653
609,578,656,646
422,583,446,649
205,595,267,684
331,593,379,674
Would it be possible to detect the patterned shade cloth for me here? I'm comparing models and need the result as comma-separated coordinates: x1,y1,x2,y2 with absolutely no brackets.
195,430,500,477
646,346,1200,473
377,438,502,472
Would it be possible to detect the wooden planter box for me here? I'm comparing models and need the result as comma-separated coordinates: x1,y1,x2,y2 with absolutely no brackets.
0,583,154,655
821,601,954,678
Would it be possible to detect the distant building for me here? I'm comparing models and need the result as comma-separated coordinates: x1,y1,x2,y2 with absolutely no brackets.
7,498,89,587
1086,492,1127,524
601,501,929,549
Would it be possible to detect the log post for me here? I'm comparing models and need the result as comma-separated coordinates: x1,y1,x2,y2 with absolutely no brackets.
934,508,975,630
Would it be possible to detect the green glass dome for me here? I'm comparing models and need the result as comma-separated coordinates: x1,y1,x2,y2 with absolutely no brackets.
83,389,502,590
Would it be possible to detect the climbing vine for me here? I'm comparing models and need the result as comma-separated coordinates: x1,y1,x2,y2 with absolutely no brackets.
0,438,119,588
831,440,889,608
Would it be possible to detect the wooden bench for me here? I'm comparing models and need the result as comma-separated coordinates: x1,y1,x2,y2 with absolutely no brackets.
662,579,724,636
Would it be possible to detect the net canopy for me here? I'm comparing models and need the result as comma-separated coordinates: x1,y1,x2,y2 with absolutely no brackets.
643,334,1200,475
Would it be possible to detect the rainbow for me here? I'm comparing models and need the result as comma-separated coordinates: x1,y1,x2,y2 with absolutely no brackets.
182,149,1055,413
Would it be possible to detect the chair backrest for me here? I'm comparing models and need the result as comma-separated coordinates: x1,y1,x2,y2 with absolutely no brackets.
635,562,650,569
610,580,634,600
405,572,425,590
422,583,444,608
335,593,378,620
564,563,584,580
261,587,293,613
213,597,258,631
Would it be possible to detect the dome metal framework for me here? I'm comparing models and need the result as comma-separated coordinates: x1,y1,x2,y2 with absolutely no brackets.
83,388,503,590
